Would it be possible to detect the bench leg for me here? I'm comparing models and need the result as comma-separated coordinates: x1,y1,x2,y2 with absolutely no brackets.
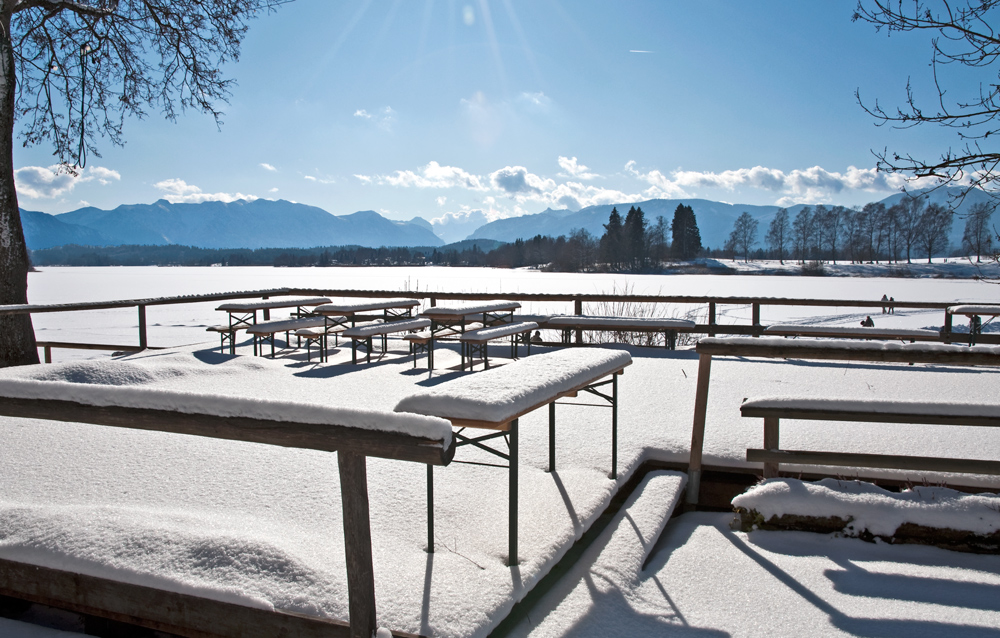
763,416,780,479
611,373,618,480
508,418,518,567
548,402,556,473
428,339,434,371
427,464,434,553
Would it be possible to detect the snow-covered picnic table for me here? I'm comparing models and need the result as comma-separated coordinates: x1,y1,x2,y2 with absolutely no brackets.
314,298,421,331
946,304,1000,345
394,348,632,566
215,296,331,328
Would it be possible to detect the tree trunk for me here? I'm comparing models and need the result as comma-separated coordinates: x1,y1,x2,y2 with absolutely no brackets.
0,6,38,367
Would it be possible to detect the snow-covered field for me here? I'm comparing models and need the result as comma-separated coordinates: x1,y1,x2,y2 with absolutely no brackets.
4,266,1000,636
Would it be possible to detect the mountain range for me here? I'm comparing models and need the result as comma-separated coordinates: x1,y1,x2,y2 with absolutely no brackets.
19,186,991,252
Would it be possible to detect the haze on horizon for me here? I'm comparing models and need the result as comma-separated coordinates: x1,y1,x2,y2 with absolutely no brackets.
12,1,961,232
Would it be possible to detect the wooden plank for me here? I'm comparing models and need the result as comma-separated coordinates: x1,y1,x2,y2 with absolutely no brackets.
696,338,1000,365
762,416,779,479
0,397,455,466
741,404,1000,428
35,341,146,352
0,558,351,638
685,353,713,506
746,448,1000,475
339,452,377,638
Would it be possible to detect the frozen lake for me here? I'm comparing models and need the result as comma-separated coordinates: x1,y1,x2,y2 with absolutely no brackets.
25,266,1000,357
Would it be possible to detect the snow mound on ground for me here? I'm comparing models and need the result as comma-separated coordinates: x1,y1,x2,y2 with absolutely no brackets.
733,478,1000,537
0,503,347,619
12,355,270,386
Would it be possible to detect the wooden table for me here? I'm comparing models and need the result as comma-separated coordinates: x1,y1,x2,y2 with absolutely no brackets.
394,348,631,566
314,298,421,330
216,297,331,329
420,301,522,369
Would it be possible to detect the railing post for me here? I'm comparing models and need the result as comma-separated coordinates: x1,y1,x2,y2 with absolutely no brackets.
262,295,270,321
763,417,780,478
708,302,717,337
339,452,377,638
574,297,583,344
752,302,760,337
138,305,147,350
686,353,713,507
943,311,953,344
44,346,52,364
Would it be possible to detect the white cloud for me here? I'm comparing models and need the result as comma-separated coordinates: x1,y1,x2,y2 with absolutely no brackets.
436,196,447,206
14,165,120,198
269,187,279,193
557,156,598,180
260,163,277,172
354,106,395,132
153,179,257,204
517,91,552,112
362,161,489,191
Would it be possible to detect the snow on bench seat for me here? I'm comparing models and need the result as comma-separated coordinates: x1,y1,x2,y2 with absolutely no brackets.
315,298,420,314
394,348,631,428
948,304,1000,316
421,301,521,317
246,316,328,335
764,324,941,341
459,321,538,343
342,318,431,339
215,297,331,312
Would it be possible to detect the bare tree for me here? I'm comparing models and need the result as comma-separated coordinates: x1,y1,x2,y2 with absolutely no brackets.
895,195,925,263
853,1,1000,199
860,201,887,262
765,208,790,264
963,201,995,261
727,212,759,263
916,201,954,261
792,206,814,263
0,0,289,366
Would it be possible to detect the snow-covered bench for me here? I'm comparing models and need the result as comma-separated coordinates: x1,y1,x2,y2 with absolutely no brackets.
206,324,244,355
342,318,432,364
740,397,1000,479
394,348,632,566
686,337,1000,507
0,374,455,638
541,315,696,350
764,324,941,342
246,316,330,357
459,321,538,370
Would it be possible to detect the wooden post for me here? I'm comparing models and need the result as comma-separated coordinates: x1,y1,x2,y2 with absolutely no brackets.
686,353,713,506
574,297,583,344
752,303,760,336
763,417,780,478
430,297,437,307
262,296,270,321
426,465,434,553
43,345,51,363
708,302,717,337
548,402,556,473
137,305,147,350
943,311,953,344
508,418,518,567
338,452,377,638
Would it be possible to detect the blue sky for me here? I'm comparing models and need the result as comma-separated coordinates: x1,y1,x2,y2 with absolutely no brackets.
13,1,962,231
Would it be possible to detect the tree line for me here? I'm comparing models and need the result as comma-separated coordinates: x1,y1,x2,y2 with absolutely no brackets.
720,196,994,264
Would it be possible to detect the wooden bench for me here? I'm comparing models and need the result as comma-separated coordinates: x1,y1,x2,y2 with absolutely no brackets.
0,377,455,638
394,348,632,566
764,324,942,342
402,331,434,369
459,321,538,371
740,397,1000,478
206,324,244,355
246,317,328,357
685,337,1000,507
540,315,696,350
946,304,1000,345
342,318,432,364
216,297,331,329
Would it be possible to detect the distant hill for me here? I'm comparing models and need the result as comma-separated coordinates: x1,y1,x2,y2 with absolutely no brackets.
467,187,990,250
21,199,444,250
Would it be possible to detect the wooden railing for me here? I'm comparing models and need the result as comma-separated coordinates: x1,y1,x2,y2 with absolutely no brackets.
0,287,990,360
0,392,455,637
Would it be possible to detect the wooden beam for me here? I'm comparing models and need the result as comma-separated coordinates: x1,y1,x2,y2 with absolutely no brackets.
741,405,1000,428
0,558,351,638
339,452,377,638
685,353,713,506
747,448,1000,475
0,397,455,466
696,339,1000,366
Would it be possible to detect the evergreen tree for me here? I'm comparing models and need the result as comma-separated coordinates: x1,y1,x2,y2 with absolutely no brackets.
600,207,624,269
670,204,702,259
623,205,648,270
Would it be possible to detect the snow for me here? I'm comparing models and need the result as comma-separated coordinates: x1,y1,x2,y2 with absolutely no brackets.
0,357,453,444
764,324,940,337
215,297,331,312
341,317,430,337
245,316,329,333
6,266,1000,636
460,321,538,341
701,335,1000,355
315,298,420,313
732,478,1000,537
514,509,1000,637
421,301,522,316
393,348,632,425
947,304,1000,316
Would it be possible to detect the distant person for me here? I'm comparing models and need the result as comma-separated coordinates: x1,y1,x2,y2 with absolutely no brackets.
889,297,895,314
881,294,889,314
530,330,543,344
861,316,875,327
